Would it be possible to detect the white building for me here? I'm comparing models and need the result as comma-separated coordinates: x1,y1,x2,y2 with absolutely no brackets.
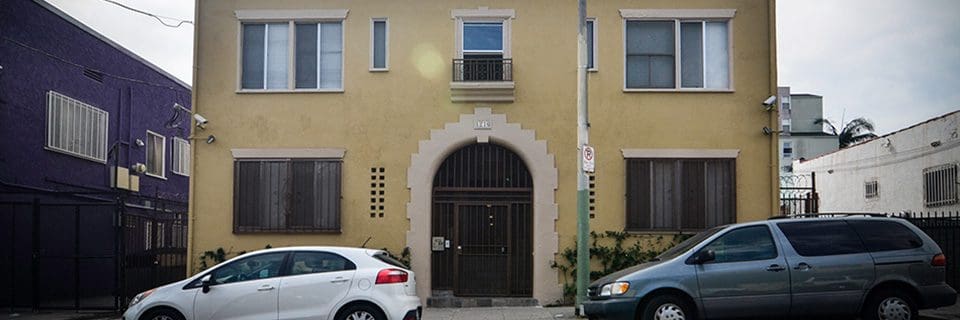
778,87,839,174
793,110,960,213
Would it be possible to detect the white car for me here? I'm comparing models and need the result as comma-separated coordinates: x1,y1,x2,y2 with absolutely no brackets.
123,246,421,320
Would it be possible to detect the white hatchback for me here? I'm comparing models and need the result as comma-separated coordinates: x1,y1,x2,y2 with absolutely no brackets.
123,246,421,320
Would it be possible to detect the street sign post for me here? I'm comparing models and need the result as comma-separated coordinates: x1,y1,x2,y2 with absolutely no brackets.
583,145,595,173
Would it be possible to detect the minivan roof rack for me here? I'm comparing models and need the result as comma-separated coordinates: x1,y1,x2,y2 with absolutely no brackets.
768,212,899,220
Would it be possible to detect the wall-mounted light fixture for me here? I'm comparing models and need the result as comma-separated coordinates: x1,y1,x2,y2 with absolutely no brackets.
135,139,145,147
206,135,216,144
762,126,780,135
931,140,942,147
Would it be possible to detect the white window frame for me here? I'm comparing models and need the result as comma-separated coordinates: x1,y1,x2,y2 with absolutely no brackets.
145,130,166,179
587,17,598,72
45,91,109,163
172,137,190,177
452,8,514,59
370,18,389,71
782,141,793,158
236,9,349,93
620,9,735,92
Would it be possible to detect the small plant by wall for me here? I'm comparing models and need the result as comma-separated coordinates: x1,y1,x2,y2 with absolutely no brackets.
550,231,692,305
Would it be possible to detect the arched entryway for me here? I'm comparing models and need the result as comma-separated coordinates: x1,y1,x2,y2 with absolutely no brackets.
431,143,533,297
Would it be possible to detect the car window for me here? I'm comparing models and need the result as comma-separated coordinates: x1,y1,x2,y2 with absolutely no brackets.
656,225,725,261
777,221,866,256
211,252,287,285
697,225,777,263
849,220,923,252
288,251,356,275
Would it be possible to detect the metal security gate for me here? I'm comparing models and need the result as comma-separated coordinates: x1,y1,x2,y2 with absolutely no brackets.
0,189,187,311
779,173,819,216
431,143,533,297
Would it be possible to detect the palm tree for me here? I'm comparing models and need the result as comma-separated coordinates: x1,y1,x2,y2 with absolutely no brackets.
814,117,878,148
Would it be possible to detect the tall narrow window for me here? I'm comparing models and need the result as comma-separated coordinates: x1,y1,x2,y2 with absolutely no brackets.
586,19,596,70
371,19,388,70
146,131,165,178
172,137,190,176
46,91,109,162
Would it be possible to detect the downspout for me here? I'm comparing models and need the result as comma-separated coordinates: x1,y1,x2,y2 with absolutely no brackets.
768,0,780,216
185,0,200,276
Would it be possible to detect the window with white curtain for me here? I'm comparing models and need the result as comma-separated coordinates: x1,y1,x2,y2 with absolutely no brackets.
172,137,190,176
625,19,730,90
146,131,165,178
241,21,343,90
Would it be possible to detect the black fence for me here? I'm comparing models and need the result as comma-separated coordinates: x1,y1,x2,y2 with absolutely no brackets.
779,173,819,215
0,190,187,311
904,211,960,289
453,58,513,82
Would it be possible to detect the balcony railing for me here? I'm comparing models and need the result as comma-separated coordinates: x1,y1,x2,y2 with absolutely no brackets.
453,58,513,82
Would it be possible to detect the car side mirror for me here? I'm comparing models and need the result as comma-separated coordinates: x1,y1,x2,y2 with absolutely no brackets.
692,250,716,264
201,275,212,293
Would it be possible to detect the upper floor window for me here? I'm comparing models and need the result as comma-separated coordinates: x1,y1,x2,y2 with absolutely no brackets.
452,8,514,82
621,9,734,90
586,18,597,71
146,131,166,178
782,141,793,158
370,18,388,71
237,9,348,91
864,180,879,199
923,164,958,207
46,91,109,163
172,137,190,176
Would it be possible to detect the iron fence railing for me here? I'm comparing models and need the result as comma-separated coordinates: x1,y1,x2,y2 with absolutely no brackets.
452,58,512,82
904,211,959,289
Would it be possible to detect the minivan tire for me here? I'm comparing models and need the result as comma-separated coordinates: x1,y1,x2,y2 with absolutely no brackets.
862,289,919,320
639,294,696,320
140,308,184,320
337,304,386,320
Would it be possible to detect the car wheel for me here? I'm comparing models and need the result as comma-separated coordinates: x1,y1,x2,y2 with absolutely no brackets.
862,289,919,320
141,308,185,320
338,304,385,320
640,294,695,320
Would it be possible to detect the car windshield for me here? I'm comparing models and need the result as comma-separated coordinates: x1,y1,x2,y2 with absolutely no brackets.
654,225,726,261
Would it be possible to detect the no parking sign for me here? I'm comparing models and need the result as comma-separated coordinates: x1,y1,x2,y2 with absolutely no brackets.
582,145,595,173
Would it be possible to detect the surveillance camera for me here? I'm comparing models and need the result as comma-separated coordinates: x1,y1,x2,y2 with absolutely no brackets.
194,114,208,128
762,95,777,107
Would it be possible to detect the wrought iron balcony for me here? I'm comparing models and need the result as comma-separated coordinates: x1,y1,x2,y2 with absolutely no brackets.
453,58,513,82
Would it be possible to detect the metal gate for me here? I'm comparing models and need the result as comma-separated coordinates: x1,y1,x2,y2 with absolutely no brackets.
904,211,960,289
0,190,187,311
431,143,533,297
779,172,819,216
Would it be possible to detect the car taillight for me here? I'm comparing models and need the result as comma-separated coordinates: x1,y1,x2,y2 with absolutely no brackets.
376,268,409,284
932,253,947,267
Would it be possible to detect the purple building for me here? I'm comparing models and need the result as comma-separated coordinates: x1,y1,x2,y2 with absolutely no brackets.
0,0,191,310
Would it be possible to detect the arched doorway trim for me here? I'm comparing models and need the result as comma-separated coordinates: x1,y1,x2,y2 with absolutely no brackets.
406,107,559,303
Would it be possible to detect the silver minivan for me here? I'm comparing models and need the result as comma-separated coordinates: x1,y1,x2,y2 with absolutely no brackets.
582,216,956,320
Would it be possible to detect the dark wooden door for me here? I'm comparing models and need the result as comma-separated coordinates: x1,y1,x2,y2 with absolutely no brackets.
431,143,532,297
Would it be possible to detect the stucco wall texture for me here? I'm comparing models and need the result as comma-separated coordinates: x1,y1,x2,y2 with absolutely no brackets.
191,0,778,303
0,0,191,201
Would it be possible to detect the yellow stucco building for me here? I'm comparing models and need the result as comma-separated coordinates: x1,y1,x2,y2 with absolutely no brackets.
189,0,779,305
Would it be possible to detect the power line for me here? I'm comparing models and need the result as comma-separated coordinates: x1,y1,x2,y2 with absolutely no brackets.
101,0,193,28
1,36,190,94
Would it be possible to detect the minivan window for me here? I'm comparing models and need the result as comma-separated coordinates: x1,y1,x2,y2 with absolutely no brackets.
777,221,866,256
698,225,777,263
849,220,923,252
655,225,724,261
288,252,356,275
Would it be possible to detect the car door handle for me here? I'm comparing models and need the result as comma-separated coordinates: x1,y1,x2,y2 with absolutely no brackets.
330,277,350,283
793,262,812,271
257,285,275,291
766,264,786,272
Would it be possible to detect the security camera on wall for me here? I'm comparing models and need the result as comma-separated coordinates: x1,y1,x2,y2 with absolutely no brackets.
762,95,777,110
194,114,208,129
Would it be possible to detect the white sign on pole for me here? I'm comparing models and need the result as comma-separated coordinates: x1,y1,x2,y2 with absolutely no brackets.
582,145,595,173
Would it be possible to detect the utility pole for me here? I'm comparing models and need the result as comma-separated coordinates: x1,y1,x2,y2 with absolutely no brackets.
575,0,590,314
